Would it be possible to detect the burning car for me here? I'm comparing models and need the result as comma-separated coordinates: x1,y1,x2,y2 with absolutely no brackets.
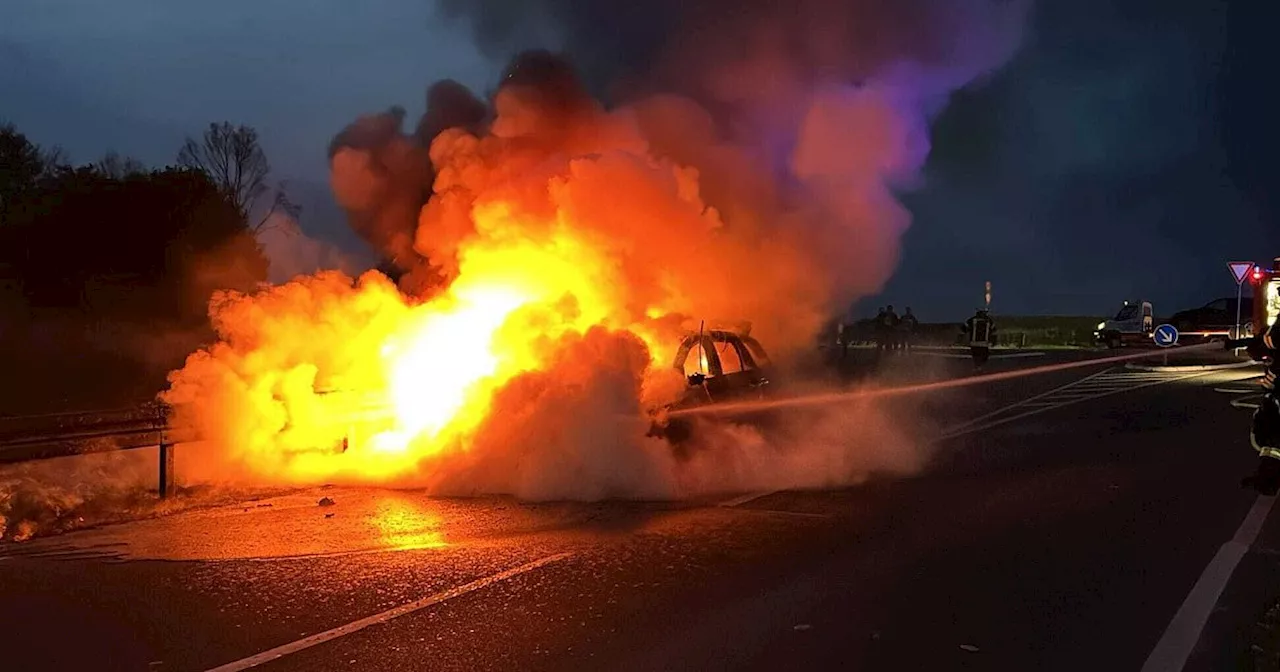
649,325,776,445
290,325,776,455
670,327,773,407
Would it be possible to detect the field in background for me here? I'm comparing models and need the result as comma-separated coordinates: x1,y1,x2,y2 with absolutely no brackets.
842,315,1103,348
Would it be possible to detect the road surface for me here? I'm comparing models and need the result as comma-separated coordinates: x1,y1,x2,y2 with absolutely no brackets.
0,351,1271,671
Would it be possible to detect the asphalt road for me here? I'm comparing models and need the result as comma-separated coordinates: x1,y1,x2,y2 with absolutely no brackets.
0,349,1271,672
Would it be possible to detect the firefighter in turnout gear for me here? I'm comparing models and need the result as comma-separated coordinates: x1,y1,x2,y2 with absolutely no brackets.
963,308,996,368
1236,287,1280,495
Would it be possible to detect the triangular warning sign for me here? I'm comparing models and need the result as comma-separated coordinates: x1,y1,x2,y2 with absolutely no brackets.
1229,261,1255,285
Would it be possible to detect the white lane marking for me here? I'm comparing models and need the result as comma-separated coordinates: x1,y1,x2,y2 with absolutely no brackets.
940,369,1212,440
718,490,778,508
1141,495,1276,672
203,552,574,672
915,351,1047,360
1215,388,1258,394
733,508,832,520
942,369,1111,435
1231,398,1262,410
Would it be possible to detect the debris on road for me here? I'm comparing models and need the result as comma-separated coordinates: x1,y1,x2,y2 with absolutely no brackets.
793,624,812,631
318,497,336,507
324,513,335,519
960,644,980,652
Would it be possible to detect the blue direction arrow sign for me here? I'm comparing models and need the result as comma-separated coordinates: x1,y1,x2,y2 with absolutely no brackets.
1153,323,1179,348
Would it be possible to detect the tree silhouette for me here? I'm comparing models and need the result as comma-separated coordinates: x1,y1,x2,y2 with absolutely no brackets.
177,122,300,231
0,124,61,214
0,133,268,317
94,151,146,179
0,123,276,412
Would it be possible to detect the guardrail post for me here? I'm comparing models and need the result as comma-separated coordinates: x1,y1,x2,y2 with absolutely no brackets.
155,404,174,499
158,440,174,498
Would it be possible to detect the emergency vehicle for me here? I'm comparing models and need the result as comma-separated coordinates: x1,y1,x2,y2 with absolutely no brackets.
1247,259,1280,336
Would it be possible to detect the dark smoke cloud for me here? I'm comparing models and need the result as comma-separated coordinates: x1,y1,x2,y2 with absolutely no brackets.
325,0,1029,314
872,0,1280,319
350,0,1028,312
436,0,1027,104
327,81,487,294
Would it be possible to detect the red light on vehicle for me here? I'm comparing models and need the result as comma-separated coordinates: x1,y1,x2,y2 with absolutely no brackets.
1254,267,1264,281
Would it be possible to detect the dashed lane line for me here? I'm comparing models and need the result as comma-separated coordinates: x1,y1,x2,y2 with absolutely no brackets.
203,552,574,672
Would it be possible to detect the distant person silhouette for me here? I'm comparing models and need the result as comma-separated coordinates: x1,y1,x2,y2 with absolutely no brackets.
899,307,919,353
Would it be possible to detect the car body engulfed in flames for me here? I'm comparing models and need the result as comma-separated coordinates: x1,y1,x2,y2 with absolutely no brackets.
648,324,776,446
300,324,776,455
671,327,772,408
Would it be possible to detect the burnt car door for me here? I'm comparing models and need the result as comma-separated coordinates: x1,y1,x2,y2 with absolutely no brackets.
672,331,771,406
705,332,770,401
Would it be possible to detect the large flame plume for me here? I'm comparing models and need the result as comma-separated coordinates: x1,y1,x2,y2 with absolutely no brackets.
165,61,836,490
164,29,1023,497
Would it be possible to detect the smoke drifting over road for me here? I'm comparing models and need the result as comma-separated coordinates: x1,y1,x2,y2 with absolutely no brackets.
159,0,1029,501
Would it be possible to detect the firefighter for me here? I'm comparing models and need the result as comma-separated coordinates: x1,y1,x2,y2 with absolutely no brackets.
900,307,919,354
881,305,901,354
874,306,888,353
963,308,995,368
1237,288,1280,495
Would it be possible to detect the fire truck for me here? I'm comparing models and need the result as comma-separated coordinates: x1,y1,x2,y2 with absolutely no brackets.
1247,259,1280,336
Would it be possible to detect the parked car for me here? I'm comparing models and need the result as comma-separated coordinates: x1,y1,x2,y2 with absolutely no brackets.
1169,297,1254,339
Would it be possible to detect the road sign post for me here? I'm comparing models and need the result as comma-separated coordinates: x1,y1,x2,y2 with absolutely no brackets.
1228,261,1255,345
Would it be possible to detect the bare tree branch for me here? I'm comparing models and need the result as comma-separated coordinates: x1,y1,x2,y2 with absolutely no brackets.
178,122,274,227
95,151,146,179
40,145,68,174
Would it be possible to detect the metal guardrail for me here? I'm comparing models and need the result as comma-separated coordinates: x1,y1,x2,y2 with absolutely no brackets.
0,390,395,498
0,403,189,497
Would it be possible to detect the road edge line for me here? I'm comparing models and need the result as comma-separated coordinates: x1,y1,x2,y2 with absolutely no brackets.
204,551,574,672
1140,495,1276,672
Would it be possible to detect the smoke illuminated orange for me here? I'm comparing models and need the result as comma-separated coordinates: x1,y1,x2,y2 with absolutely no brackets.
162,79,850,490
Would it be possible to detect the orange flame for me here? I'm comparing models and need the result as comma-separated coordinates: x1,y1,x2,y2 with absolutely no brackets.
163,85,843,489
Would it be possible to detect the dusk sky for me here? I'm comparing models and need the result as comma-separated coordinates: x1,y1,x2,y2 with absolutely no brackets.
3,0,1278,321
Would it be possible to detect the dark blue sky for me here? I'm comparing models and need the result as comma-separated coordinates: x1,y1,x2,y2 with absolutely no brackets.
1,0,494,257
3,0,1277,321
879,0,1280,319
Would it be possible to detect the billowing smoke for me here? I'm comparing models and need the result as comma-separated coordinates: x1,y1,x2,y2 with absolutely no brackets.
160,0,1029,500
328,81,488,294
405,0,1025,309
257,211,362,284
